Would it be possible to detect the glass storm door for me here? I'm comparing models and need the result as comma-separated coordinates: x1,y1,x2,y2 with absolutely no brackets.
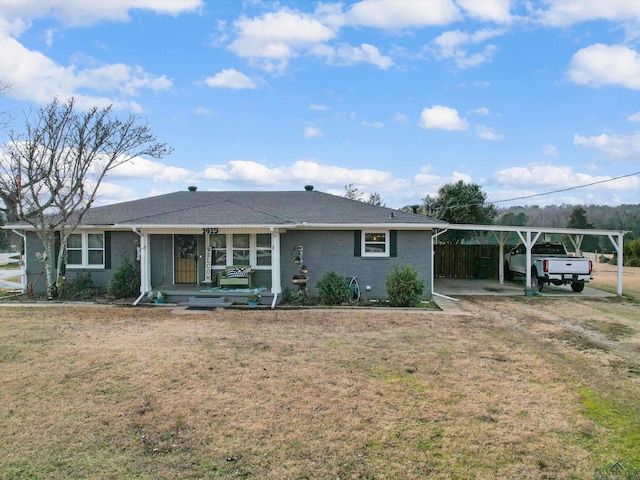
174,235,198,284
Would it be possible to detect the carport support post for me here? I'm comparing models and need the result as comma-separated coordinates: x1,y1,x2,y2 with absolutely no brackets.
525,230,532,289
517,230,541,292
492,231,510,285
608,233,624,296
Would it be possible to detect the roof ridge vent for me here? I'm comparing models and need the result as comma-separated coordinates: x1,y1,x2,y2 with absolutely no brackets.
304,185,314,191
188,186,197,192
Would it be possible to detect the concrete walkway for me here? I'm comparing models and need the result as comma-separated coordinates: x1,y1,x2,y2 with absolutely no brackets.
433,278,614,298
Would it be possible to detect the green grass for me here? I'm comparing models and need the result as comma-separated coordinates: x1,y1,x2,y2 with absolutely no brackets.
578,388,640,465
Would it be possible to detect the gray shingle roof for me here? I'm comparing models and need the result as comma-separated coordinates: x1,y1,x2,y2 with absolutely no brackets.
12,190,447,228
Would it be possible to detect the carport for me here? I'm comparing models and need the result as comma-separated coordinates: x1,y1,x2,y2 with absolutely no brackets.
431,225,626,299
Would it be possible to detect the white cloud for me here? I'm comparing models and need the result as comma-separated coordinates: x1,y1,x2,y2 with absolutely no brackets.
361,121,383,128
456,0,514,23
94,182,139,206
312,42,393,69
628,111,640,122
287,159,395,187
414,168,472,195
204,68,257,89
195,106,214,115
542,144,559,157
310,103,330,111
199,158,401,190
201,165,231,181
567,44,640,89
475,125,504,140
345,0,461,29
392,112,409,124
470,107,490,115
110,157,195,183
0,0,203,28
489,164,640,192
304,126,323,138
418,105,469,131
574,132,640,160
228,8,336,73
431,28,502,68
0,2,197,110
534,0,640,27
0,30,169,110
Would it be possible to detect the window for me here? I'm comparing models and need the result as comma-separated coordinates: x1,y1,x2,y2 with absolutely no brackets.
362,231,389,257
208,233,272,270
256,234,272,266
210,233,227,266
66,233,105,268
232,234,250,265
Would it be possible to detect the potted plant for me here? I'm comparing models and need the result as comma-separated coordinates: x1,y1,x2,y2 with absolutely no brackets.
154,291,166,304
247,290,261,306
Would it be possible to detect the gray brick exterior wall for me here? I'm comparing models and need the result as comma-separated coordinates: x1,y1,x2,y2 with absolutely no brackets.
280,230,433,300
24,230,139,294
24,229,434,300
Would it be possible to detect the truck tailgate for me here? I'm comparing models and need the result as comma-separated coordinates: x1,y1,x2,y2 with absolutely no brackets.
545,258,591,275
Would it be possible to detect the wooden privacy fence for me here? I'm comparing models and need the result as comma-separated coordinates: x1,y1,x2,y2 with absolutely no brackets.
434,244,501,279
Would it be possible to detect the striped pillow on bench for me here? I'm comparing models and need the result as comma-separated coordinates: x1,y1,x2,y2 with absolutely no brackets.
224,267,251,278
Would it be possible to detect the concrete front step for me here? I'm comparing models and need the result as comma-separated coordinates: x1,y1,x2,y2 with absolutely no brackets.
188,296,232,309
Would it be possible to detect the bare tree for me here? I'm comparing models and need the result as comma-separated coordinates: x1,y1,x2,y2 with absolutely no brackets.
0,97,171,297
344,182,363,201
367,192,385,206
0,79,10,132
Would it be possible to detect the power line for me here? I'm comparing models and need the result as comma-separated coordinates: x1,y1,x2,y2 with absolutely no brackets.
491,170,640,205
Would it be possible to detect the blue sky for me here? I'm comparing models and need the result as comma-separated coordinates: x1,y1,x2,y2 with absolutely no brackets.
1,0,640,209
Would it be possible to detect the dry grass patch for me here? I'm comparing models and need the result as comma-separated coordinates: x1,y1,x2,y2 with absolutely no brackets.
0,301,639,479
590,262,640,301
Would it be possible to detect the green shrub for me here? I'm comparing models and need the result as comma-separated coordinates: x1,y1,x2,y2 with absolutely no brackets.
625,257,640,268
385,266,425,307
316,271,350,305
59,272,105,300
108,257,141,299
283,288,310,305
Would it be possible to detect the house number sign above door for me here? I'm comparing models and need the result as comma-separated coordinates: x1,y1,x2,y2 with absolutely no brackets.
203,228,219,234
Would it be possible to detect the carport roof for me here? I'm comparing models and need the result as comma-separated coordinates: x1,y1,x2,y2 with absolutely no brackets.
430,223,626,297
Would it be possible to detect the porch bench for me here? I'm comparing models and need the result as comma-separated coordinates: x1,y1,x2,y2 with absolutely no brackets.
218,266,253,288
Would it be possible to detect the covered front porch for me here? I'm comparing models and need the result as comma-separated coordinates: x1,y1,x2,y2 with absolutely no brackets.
132,227,284,307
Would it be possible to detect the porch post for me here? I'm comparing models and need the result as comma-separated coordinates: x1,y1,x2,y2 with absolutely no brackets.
132,229,151,305
271,230,282,295
138,231,152,293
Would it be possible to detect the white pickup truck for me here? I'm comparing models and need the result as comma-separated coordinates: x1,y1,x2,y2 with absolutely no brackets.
504,242,593,292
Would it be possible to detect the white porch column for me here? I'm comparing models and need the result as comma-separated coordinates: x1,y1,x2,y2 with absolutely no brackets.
271,230,282,294
132,229,152,306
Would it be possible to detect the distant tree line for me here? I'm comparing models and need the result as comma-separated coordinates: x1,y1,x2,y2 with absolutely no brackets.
495,204,640,253
399,180,640,257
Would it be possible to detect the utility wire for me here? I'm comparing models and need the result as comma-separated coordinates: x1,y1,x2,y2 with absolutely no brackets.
491,170,640,205
417,170,640,213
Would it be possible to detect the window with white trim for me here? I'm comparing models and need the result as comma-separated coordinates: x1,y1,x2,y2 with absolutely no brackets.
256,233,272,266
66,233,105,268
232,234,250,265
208,233,272,269
362,231,389,257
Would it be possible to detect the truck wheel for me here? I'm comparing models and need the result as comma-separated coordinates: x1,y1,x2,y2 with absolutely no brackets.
571,282,585,293
531,267,543,291
504,262,513,281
